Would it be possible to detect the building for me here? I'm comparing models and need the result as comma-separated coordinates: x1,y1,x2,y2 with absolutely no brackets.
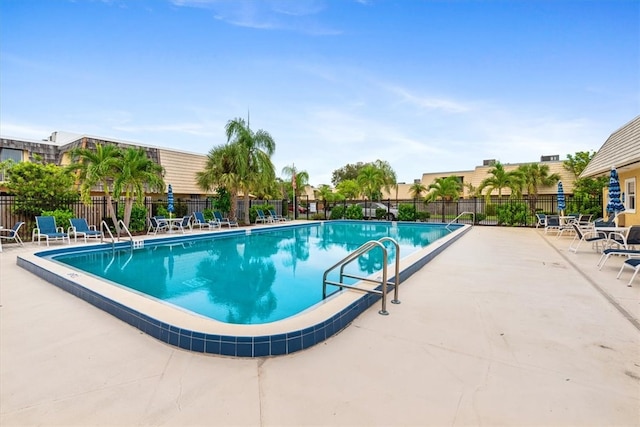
581,115,640,226
0,131,208,200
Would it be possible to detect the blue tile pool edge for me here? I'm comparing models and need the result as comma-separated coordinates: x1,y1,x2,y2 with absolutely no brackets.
16,222,471,357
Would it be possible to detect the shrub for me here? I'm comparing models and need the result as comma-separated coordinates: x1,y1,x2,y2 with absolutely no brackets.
398,204,416,221
345,204,363,220
250,204,274,223
416,211,430,222
118,205,147,232
485,203,498,216
375,208,387,219
496,202,528,226
474,213,487,224
329,205,344,219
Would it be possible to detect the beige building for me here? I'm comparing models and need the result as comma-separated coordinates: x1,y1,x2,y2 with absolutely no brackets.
581,115,640,226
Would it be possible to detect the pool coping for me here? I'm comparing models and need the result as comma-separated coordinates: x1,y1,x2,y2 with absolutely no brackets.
17,221,471,357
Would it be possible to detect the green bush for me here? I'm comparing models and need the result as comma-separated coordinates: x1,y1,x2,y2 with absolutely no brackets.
398,204,416,221
416,211,430,222
202,209,215,221
496,202,528,226
375,208,387,219
485,203,498,216
345,205,363,220
40,208,74,230
474,213,487,224
329,206,344,219
117,205,147,232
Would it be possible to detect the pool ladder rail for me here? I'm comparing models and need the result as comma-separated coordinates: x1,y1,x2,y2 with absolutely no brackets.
322,237,400,315
100,220,138,250
446,211,475,229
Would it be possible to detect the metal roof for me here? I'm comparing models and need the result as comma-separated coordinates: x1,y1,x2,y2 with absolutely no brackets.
581,115,640,178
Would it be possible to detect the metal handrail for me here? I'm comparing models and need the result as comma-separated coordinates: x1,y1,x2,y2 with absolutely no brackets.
446,211,475,229
117,220,134,248
101,220,116,251
322,237,400,315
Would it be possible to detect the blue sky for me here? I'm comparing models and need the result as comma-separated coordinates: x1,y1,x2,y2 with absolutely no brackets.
1,0,638,186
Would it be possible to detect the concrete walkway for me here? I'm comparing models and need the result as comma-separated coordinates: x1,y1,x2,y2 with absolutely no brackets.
1,226,639,426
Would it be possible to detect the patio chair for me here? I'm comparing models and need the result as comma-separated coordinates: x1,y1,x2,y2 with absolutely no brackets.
255,209,271,224
69,218,103,243
616,258,640,287
568,223,607,253
544,215,561,235
192,212,218,230
535,213,546,228
174,216,193,233
213,211,238,228
32,216,70,246
0,221,25,248
269,209,288,222
596,226,640,269
147,216,169,235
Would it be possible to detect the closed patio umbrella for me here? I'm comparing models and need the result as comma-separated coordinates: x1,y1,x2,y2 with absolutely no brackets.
606,167,625,215
167,184,174,218
557,181,565,216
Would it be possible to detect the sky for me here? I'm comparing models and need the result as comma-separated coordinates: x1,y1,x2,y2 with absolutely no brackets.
1,0,638,186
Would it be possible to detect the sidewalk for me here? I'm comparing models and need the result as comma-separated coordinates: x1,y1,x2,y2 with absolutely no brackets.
1,226,639,426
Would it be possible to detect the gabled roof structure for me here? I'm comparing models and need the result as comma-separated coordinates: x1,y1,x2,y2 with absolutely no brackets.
581,115,640,178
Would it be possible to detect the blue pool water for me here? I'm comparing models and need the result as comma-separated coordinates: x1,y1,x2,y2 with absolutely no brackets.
51,221,455,325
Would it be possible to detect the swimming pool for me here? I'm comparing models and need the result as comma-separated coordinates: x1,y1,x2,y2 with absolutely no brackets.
18,221,470,357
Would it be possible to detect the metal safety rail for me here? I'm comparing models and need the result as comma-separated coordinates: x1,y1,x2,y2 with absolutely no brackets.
446,211,475,229
322,237,400,315
100,220,137,250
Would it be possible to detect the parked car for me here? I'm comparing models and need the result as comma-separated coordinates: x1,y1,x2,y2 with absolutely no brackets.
288,205,308,213
355,202,398,220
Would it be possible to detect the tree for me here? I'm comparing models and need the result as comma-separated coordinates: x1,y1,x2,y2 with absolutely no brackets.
315,184,334,217
336,179,360,201
113,147,165,229
67,144,122,229
564,151,596,178
357,164,385,200
331,162,366,186
425,176,462,202
477,161,521,201
516,163,560,213
409,182,427,199
225,117,276,224
281,165,310,200
196,143,243,220
372,159,398,198
6,156,77,217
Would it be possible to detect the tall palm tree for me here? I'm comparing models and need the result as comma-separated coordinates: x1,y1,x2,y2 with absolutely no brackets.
113,147,165,229
225,118,276,224
517,163,560,213
372,159,397,199
67,143,122,230
196,143,243,220
282,165,310,200
477,161,521,201
315,184,334,218
357,164,385,200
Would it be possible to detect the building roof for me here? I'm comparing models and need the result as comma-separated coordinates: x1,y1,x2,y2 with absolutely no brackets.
581,115,640,178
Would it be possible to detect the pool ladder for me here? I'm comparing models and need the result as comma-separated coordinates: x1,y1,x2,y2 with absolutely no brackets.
100,220,136,250
322,237,400,315
446,211,475,229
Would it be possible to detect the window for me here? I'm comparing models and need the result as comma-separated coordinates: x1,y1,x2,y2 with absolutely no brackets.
0,148,23,181
624,177,636,213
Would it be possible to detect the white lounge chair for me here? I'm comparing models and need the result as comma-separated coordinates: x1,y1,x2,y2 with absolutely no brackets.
0,221,25,249
213,211,238,228
69,218,102,243
616,258,640,287
568,223,607,253
33,216,70,246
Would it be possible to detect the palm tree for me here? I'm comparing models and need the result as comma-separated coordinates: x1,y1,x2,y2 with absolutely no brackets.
425,176,462,202
357,164,385,201
196,143,243,220
225,118,276,224
517,163,560,213
409,182,427,200
67,143,122,230
477,161,521,201
113,147,165,229
315,184,334,218
282,165,310,201
372,159,397,199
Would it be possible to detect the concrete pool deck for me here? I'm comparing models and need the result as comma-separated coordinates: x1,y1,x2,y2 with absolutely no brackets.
1,226,639,426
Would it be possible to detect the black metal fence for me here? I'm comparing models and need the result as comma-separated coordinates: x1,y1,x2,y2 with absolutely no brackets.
0,193,603,241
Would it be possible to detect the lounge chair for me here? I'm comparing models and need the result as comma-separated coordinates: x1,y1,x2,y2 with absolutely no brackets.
535,213,546,228
557,214,580,238
213,211,238,228
544,215,561,235
173,216,192,233
255,209,271,224
0,222,25,249
69,218,103,243
616,258,640,287
596,226,640,270
568,223,607,253
269,209,287,222
147,216,169,235
32,216,70,246
192,211,218,230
